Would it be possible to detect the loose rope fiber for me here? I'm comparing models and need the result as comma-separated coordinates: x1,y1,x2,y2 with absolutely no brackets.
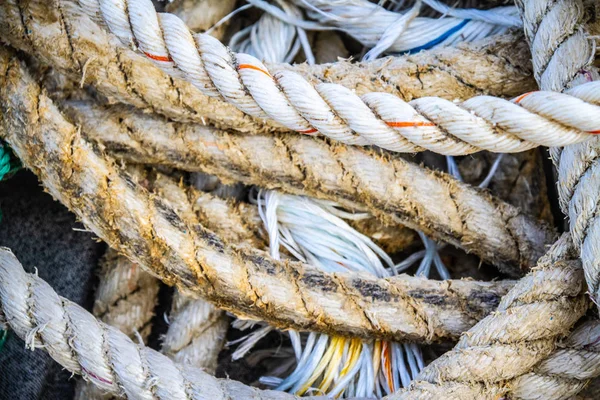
0,48,516,343
393,233,591,400
57,0,600,154
62,99,558,276
0,0,539,138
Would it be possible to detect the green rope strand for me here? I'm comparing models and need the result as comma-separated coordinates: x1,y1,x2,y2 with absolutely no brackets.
0,141,19,351
0,141,20,181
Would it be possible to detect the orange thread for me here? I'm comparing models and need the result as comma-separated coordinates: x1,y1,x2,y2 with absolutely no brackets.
514,91,536,104
238,64,272,78
143,51,172,62
589,130,600,135
386,121,436,128
298,128,318,135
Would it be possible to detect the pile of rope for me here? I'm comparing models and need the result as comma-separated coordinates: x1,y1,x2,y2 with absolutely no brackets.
0,0,599,398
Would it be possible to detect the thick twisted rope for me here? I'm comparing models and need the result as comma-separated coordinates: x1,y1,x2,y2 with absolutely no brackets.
75,248,159,400
515,0,600,312
393,234,591,399
0,48,515,342
61,0,599,154
63,99,558,276
3,240,599,400
0,247,312,400
0,0,538,137
92,248,159,339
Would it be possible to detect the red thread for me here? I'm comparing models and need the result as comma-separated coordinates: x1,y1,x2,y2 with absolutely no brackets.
298,128,318,135
82,366,113,385
589,130,600,135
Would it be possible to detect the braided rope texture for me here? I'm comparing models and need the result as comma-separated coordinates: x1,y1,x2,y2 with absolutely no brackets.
0,0,535,137
75,249,159,400
394,234,592,400
4,0,600,154
2,239,599,400
518,0,600,319
0,48,516,342
66,0,600,154
0,247,308,400
63,99,558,276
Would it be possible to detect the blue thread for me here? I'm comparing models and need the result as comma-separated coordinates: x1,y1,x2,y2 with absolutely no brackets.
404,19,470,54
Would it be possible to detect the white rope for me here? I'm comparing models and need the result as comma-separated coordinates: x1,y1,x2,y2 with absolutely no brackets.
291,0,519,54
73,0,600,155
245,190,425,398
229,1,314,64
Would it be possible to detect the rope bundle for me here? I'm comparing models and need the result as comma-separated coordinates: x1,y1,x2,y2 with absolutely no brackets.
1,0,600,398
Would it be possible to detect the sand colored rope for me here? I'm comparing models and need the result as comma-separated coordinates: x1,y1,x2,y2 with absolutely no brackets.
63,100,558,276
0,48,516,342
163,291,227,371
392,233,591,399
3,240,599,400
0,0,537,138
52,0,599,154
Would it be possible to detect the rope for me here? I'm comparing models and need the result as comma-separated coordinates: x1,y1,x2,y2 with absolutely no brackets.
61,0,600,154
394,233,591,399
518,0,600,317
0,140,20,181
0,0,540,138
74,248,160,400
2,240,598,400
0,247,308,400
63,99,558,276
0,48,516,342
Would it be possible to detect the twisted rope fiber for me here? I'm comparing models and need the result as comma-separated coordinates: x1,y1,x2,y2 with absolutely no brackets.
392,234,591,400
0,248,312,400
75,248,160,400
0,0,539,138
92,248,159,339
63,99,558,276
520,0,600,320
76,172,261,399
2,240,599,400
0,49,516,343
66,0,600,155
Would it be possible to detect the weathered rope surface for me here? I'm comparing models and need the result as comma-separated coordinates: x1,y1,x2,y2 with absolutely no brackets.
3,240,599,400
75,249,159,400
92,248,159,339
0,0,537,137
64,0,600,154
0,48,515,342
0,247,311,400
518,0,600,317
63,99,558,275
393,234,591,399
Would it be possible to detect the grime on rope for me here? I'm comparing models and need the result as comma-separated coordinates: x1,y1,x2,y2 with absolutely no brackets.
71,0,600,154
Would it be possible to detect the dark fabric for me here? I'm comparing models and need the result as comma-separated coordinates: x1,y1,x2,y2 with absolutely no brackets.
0,170,104,400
